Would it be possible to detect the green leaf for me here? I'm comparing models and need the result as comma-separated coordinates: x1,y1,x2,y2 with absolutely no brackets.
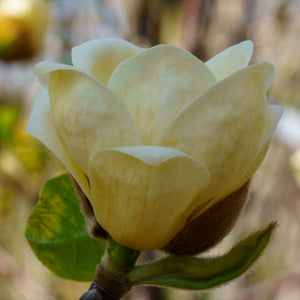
128,223,276,289
25,174,105,282
0,106,19,142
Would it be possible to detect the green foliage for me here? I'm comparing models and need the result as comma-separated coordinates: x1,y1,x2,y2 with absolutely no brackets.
0,105,19,142
128,223,276,289
25,174,106,281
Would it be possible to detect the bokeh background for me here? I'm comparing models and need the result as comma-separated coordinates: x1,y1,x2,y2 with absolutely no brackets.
1,0,300,299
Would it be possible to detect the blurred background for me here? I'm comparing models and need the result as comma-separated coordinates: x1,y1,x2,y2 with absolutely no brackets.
0,0,300,299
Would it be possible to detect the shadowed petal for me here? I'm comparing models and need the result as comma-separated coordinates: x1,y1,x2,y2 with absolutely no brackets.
205,41,253,81
47,69,143,174
88,146,210,250
108,45,216,145
224,105,284,196
72,38,144,85
202,105,283,210
260,105,283,149
34,61,83,88
27,88,91,198
158,63,274,202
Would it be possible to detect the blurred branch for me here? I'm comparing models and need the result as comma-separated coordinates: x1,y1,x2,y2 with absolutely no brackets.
135,0,162,45
180,0,202,51
275,0,293,26
182,0,216,60
0,245,56,300
233,0,257,43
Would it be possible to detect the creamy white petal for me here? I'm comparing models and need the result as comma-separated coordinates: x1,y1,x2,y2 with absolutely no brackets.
88,146,210,250
233,105,283,190
112,145,194,165
234,105,283,188
107,45,216,145
72,38,144,85
158,63,274,200
34,61,84,88
205,41,253,81
48,69,143,174
203,104,283,210
26,87,91,198
260,105,283,149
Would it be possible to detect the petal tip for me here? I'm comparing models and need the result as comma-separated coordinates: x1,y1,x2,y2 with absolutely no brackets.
261,62,275,90
269,104,284,116
251,62,274,91
241,40,254,49
33,61,64,87
33,61,49,75
239,40,254,65
267,104,284,127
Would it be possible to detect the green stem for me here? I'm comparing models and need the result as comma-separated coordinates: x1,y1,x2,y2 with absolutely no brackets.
79,237,140,300
103,236,141,275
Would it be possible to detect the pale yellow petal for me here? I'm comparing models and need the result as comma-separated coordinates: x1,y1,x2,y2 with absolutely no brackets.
210,104,283,206
193,140,269,218
88,146,210,250
72,38,144,85
260,105,283,149
205,41,253,81
34,61,81,88
26,88,91,198
48,69,142,174
158,63,274,201
236,105,283,186
107,45,216,145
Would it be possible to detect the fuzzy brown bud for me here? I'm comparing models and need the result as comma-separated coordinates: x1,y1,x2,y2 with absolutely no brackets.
71,176,107,240
164,181,250,255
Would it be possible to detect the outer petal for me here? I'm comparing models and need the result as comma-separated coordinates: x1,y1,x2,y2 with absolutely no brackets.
260,105,283,149
72,39,144,85
194,104,283,217
88,146,210,250
230,105,283,193
26,88,91,198
33,61,81,88
107,45,216,145
158,63,274,202
205,41,253,81
46,68,143,174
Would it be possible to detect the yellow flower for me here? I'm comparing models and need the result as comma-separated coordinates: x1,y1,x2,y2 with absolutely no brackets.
0,0,49,59
27,39,282,251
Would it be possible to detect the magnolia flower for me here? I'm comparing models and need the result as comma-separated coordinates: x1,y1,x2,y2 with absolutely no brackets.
27,39,282,251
